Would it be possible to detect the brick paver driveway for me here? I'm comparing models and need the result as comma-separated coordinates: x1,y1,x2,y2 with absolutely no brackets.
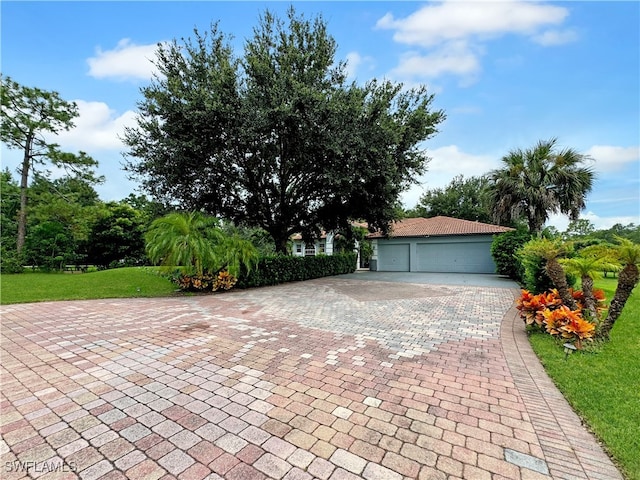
1,276,621,479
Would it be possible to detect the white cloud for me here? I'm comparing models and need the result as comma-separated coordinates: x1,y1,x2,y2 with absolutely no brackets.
376,1,569,47
390,42,480,80
344,51,375,80
533,29,579,46
546,211,639,231
451,105,482,115
427,145,498,176
377,1,576,84
87,39,160,81
48,100,137,152
585,145,640,172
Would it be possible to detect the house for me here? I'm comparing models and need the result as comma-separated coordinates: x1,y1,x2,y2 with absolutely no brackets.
290,231,335,257
368,216,513,274
290,223,369,268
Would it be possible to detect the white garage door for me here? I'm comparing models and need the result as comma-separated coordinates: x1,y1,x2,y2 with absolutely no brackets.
417,241,495,273
377,244,410,272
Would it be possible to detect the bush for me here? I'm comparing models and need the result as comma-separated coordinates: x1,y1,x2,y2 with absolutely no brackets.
0,248,24,274
516,288,602,349
518,239,577,294
173,270,238,291
237,253,357,289
519,250,555,293
491,230,531,281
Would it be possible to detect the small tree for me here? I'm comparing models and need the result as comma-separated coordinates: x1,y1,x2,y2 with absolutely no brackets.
560,245,617,320
600,237,640,338
86,202,147,268
145,212,258,278
24,220,76,271
491,229,531,281
519,238,577,310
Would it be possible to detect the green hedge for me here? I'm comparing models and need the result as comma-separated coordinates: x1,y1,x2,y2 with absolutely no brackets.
491,230,531,282
237,253,357,289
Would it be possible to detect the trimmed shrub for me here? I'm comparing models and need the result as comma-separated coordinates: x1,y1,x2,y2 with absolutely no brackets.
491,230,531,281
519,250,555,293
237,253,357,289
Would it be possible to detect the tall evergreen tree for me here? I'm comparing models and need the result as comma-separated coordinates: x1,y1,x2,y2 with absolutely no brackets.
2,76,74,253
0,76,98,253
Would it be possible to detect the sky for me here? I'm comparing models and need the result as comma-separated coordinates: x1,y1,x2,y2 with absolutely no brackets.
1,1,639,231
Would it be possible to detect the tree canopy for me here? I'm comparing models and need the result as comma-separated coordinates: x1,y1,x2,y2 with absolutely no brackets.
123,8,445,252
0,75,98,253
410,175,492,222
487,138,594,234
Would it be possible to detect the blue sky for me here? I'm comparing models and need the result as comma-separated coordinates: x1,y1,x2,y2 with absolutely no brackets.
2,1,639,231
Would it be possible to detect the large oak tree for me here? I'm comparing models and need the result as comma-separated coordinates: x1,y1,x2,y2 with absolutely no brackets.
123,8,444,252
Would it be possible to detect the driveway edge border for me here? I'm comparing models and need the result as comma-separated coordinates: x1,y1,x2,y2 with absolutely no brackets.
500,289,623,479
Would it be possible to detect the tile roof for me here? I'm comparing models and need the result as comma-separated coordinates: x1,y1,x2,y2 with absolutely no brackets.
291,222,369,241
367,216,513,238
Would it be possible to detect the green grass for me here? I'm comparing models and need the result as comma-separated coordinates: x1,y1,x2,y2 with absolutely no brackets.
0,267,178,305
528,277,640,480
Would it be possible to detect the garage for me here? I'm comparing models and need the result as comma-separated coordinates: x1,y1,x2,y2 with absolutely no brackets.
369,216,512,274
377,243,410,271
416,239,495,273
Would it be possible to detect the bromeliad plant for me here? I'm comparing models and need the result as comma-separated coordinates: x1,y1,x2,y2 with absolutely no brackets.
517,288,601,349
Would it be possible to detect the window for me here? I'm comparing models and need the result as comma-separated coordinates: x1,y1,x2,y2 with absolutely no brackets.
296,243,302,254
319,242,325,253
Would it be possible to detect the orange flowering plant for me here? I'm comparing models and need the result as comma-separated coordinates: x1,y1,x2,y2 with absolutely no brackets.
572,289,607,318
516,289,562,327
517,288,601,349
213,270,238,291
542,305,595,349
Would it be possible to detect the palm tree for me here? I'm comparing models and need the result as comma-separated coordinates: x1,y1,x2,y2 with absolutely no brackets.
488,138,595,234
214,234,260,277
600,237,640,338
520,238,577,310
145,211,258,277
560,245,618,320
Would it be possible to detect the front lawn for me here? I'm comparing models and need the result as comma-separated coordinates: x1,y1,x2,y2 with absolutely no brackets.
529,277,639,479
0,267,177,305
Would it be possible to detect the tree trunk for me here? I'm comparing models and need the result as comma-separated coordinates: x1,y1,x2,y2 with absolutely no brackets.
16,133,33,255
270,229,290,255
601,263,639,338
545,257,578,310
581,275,598,320
275,238,289,255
